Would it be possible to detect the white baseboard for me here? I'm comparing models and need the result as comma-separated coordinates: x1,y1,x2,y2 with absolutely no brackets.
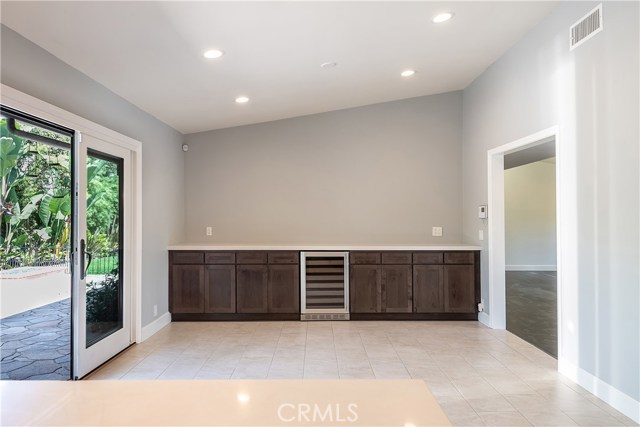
506,265,557,271
140,312,171,342
478,312,491,327
559,357,640,423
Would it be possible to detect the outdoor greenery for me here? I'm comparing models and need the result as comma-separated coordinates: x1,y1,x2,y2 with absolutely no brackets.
86,268,120,325
86,255,119,275
0,117,120,270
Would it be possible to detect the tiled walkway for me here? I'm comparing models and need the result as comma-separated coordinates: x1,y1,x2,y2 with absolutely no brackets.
0,299,70,380
88,321,637,426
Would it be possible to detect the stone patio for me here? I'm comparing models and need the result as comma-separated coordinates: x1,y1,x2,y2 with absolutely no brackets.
0,299,70,380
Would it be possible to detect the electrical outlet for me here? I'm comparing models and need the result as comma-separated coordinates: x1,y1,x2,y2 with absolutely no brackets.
206,226,212,236
479,230,484,241
153,304,158,317
432,226,443,237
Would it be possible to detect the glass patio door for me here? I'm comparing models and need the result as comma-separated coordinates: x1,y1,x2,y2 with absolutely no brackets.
73,134,132,378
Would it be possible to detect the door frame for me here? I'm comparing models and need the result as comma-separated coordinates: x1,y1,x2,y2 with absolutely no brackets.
1,84,144,344
486,126,561,355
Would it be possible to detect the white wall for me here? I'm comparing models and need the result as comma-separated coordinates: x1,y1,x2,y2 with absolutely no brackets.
184,92,463,244
0,25,185,327
505,159,556,270
462,0,639,410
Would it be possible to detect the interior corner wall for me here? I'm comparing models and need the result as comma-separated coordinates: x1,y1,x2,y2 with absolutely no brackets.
462,1,639,406
505,160,557,270
183,92,463,245
0,25,186,328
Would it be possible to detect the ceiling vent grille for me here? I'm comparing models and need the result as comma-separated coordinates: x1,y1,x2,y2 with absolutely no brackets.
570,4,603,51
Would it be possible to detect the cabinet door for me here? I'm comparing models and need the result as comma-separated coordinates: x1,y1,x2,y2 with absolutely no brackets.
381,265,412,312
350,265,381,313
171,265,204,313
268,265,300,313
444,265,475,313
204,265,236,313
413,265,444,312
236,265,269,313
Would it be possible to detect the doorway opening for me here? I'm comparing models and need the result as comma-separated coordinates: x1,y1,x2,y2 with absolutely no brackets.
487,126,561,359
0,108,74,380
504,144,557,357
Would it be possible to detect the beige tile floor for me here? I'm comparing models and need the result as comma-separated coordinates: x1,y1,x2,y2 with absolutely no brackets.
88,321,638,427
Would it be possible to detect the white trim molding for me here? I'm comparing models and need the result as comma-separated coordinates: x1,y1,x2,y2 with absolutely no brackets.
478,312,491,327
141,313,172,342
487,126,559,331
559,358,640,424
505,265,557,271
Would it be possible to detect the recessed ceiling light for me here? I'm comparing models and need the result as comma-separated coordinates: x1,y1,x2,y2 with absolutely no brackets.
432,12,454,23
203,49,224,59
401,69,416,77
320,62,337,68
235,96,250,104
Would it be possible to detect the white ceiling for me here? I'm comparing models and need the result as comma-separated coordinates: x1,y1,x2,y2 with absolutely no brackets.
1,1,557,134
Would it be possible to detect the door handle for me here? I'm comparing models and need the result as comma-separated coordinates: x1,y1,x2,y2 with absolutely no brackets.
80,239,92,280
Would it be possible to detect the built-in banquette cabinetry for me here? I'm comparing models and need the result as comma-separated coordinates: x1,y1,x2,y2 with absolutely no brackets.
169,248,479,321
349,251,480,320
169,251,299,320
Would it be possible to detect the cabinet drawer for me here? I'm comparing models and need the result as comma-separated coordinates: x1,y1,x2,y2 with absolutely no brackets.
413,252,443,265
268,251,299,264
381,252,412,265
350,252,381,265
444,252,474,265
172,251,204,264
205,251,236,264
237,251,268,264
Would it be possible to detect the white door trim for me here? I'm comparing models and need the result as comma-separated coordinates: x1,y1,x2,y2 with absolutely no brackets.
486,126,560,354
1,84,144,344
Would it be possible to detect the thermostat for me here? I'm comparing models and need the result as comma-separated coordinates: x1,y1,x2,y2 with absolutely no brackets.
478,205,488,219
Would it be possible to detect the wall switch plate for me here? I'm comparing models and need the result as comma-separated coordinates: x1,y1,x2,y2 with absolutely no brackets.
432,226,443,237
153,305,158,317
206,226,212,236
479,230,484,241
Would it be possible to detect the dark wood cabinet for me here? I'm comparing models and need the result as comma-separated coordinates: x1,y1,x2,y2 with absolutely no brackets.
236,265,269,313
205,265,236,313
413,265,444,312
170,249,478,321
351,264,412,313
350,265,381,313
349,250,478,319
381,265,412,312
444,265,475,313
171,265,205,313
268,265,299,313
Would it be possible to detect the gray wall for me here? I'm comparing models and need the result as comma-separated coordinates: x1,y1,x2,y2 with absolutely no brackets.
462,2,639,401
505,160,556,269
184,92,463,244
1,25,185,327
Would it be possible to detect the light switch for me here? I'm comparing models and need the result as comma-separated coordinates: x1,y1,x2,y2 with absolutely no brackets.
432,226,443,237
479,230,484,240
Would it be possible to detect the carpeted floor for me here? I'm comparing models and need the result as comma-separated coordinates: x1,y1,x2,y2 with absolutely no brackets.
0,299,70,380
506,271,557,358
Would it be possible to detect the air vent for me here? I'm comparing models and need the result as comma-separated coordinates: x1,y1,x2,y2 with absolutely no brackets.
301,313,350,321
570,4,602,51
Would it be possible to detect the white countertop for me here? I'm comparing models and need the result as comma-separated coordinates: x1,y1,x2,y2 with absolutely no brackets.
168,243,481,251
1,379,451,426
